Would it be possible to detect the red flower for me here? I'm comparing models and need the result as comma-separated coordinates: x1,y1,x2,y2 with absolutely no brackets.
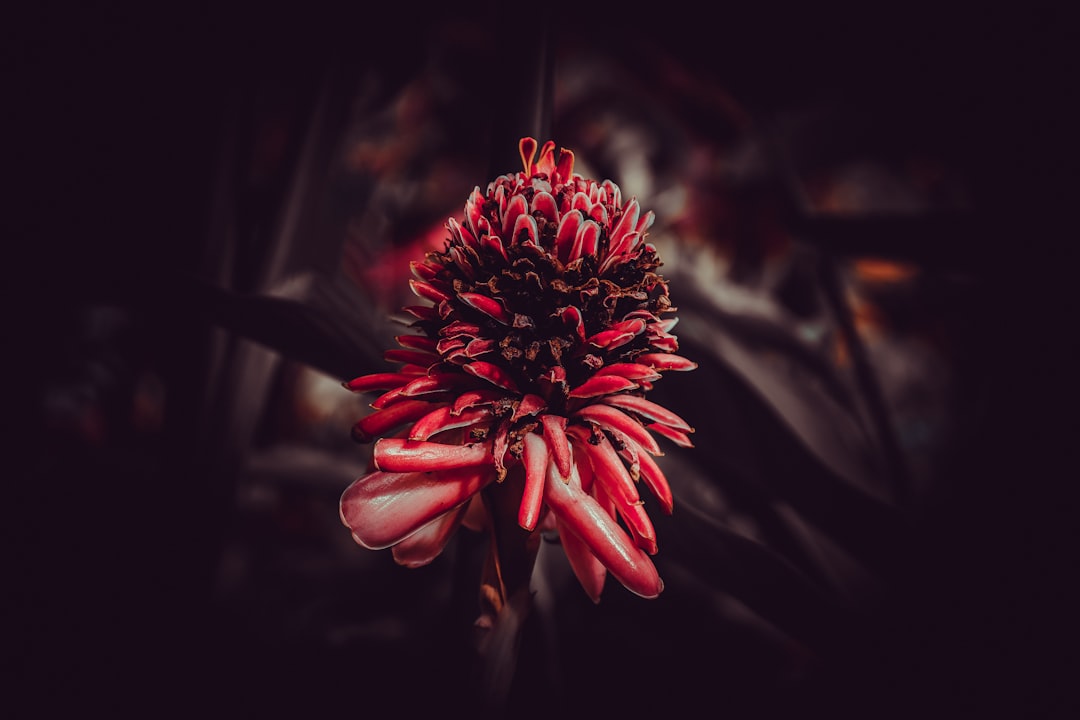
340,138,695,602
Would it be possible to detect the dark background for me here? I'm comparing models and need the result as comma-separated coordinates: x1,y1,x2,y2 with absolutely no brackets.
7,2,1076,718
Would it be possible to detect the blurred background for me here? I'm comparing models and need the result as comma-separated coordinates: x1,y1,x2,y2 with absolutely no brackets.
7,2,1076,718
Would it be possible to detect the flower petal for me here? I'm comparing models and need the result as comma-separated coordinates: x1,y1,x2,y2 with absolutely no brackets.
567,427,640,507
391,502,469,568
556,516,606,603
339,466,493,550
409,405,493,441
601,393,694,432
594,363,662,382
575,403,663,456
463,360,519,392
543,459,663,599
635,352,698,371
373,438,494,472
635,449,674,515
343,372,412,394
518,432,549,531
352,400,444,443
568,375,638,399
647,422,695,448
459,292,512,324
540,414,572,479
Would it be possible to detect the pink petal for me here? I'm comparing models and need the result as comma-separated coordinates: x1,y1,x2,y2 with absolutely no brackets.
391,503,469,568
339,466,493,550
543,460,663,599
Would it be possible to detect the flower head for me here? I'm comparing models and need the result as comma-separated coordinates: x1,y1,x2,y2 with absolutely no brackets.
340,138,695,602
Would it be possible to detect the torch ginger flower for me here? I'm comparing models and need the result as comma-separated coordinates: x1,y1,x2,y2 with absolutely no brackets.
340,138,696,602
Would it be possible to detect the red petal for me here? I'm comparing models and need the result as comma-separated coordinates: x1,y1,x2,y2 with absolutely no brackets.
602,394,694,432
531,190,559,223
343,372,412,393
647,422,695,448
373,438,493,472
554,147,575,185
440,320,482,338
535,140,556,175
511,213,539,247
391,503,469,568
574,403,663,456
511,393,548,423
409,405,493,441
568,428,640,507
463,360,519,392
635,352,697,371
560,306,586,343
570,219,600,260
452,388,505,415
556,516,606,603
518,432,549,531
609,198,640,252
459,292,512,324
543,460,663,599
636,450,674,515
554,210,583,263
352,400,441,443
568,375,638,399
339,466,492,550
541,414,572,479
501,193,529,239
595,363,662,382
409,279,451,304
519,137,537,177
481,233,509,263
400,373,474,397
585,329,637,350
